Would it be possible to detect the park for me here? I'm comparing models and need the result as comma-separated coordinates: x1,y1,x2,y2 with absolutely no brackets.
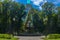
0,0,60,40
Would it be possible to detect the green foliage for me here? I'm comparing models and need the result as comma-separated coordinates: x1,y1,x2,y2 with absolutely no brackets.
41,2,59,34
33,13,44,32
0,0,60,34
0,34,13,39
47,34,60,39
0,0,26,34
44,34,60,40
0,34,18,40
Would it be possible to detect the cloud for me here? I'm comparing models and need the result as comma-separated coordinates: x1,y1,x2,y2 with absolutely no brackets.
31,0,47,6
31,0,47,9
14,0,60,10
39,6,42,10
31,0,43,6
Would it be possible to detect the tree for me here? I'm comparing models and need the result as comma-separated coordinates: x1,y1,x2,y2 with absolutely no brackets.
0,1,26,34
42,2,55,34
56,7,60,33
33,13,44,33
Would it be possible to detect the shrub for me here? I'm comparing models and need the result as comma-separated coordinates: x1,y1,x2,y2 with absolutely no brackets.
47,34,60,39
0,34,18,40
0,34,13,39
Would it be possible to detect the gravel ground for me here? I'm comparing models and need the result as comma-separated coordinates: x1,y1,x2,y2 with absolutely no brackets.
14,36,45,40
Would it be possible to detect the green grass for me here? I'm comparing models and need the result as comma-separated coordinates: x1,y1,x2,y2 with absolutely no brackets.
44,34,60,40
0,38,10,40
45,39,60,40
47,34,60,39
0,34,13,39
0,34,18,40
0,38,18,40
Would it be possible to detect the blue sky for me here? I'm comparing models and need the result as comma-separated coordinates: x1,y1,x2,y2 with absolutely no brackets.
14,0,60,10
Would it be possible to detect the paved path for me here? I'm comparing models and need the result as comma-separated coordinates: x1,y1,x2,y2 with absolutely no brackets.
14,36,45,40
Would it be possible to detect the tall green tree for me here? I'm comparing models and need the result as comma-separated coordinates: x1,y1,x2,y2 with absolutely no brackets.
42,2,55,34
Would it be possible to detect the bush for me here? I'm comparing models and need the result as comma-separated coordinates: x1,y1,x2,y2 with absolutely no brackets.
0,34,18,40
0,34,13,39
47,34,60,39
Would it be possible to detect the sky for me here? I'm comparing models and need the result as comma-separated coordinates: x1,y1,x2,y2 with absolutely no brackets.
14,0,60,10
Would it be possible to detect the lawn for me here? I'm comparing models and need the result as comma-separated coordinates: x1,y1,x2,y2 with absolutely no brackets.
0,38,18,40
45,39,60,40
44,34,60,40
0,34,18,40
0,38,11,40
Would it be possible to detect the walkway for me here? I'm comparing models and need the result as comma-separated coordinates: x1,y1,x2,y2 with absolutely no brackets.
14,36,45,40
